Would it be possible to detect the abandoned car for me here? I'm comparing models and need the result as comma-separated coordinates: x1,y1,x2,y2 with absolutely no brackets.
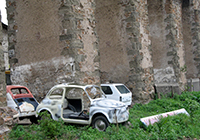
101,83,132,106
36,83,129,131
6,85,39,123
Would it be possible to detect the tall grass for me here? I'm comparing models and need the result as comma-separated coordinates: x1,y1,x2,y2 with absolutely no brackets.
8,91,200,140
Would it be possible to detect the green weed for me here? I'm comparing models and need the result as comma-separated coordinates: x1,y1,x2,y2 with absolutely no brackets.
8,91,200,140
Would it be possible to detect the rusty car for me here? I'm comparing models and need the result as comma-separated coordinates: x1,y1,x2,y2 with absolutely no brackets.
6,85,39,123
36,83,129,131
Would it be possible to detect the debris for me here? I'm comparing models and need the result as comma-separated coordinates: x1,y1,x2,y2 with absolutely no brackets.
140,108,189,126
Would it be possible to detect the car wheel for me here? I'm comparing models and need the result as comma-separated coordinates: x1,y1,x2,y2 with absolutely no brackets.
92,116,109,131
30,116,38,124
39,110,52,121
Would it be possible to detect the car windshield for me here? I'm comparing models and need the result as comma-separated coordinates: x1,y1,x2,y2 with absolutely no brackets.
86,86,105,99
116,85,130,94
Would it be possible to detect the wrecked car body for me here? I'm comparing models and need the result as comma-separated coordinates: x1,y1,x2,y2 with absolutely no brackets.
36,83,129,131
6,85,39,123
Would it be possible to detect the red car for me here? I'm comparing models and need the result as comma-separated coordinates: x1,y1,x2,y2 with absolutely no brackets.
6,85,38,123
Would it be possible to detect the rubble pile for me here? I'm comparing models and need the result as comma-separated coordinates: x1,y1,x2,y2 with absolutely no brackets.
0,107,18,138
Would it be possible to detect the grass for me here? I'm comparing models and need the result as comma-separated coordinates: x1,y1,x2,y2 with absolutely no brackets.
7,91,200,140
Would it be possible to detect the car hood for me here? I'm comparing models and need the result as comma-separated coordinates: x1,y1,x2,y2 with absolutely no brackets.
92,98,125,108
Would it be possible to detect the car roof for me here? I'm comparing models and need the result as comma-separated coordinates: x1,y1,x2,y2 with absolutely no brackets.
6,85,31,92
6,85,28,89
50,83,100,89
6,85,33,99
101,83,125,86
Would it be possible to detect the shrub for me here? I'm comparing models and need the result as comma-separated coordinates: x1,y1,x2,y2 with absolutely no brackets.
38,111,65,139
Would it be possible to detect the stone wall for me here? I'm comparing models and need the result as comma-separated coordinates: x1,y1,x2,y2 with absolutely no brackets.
0,15,6,106
124,0,154,103
95,0,154,103
183,0,198,79
2,24,9,71
95,0,130,84
6,0,100,100
191,0,200,78
5,0,200,103
148,0,189,93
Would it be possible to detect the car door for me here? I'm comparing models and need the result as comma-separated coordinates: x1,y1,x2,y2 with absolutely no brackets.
61,87,90,124
48,88,65,119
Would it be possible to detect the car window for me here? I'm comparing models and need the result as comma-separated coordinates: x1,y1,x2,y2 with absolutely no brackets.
101,86,113,95
86,86,104,99
66,88,82,99
11,88,29,95
49,88,64,99
116,85,130,94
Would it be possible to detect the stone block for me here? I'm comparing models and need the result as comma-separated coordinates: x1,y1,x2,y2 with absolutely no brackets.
187,78,200,92
154,83,180,95
0,126,10,135
59,34,73,41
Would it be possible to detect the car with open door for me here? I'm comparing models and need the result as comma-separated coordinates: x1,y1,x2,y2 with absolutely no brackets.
6,85,39,123
36,83,129,131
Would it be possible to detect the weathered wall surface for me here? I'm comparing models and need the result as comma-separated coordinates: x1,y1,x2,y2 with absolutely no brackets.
5,0,200,103
191,0,200,78
182,0,197,79
96,0,154,103
7,0,100,100
148,0,187,93
95,0,130,83
60,0,100,84
148,0,168,69
125,0,154,103
0,17,6,106
2,24,9,71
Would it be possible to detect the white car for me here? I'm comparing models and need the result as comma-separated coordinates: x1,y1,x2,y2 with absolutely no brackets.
101,83,132,106
36,83,129,131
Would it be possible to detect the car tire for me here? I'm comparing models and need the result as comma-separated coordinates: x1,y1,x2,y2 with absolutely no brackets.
30,116,38,124
39,110,52,121
92,116,109,131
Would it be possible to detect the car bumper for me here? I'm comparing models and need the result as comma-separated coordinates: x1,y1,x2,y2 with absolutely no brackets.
18,111,36,118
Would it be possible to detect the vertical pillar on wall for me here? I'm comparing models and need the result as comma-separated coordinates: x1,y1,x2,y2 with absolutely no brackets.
59,0,100,85
182,0,198,80
6,0,18,67
0,14,6,106
164,0,186,91
191,0,200,78
172,0,187,90
125,0,154,103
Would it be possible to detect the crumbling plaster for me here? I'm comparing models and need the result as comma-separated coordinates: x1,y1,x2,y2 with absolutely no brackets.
5,0,200,104
95,0,130,84
7,0,100,100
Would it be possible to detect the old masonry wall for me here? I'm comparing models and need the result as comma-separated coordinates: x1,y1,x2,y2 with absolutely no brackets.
0,14,6,106
4,0,200,104
6,0,100,101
